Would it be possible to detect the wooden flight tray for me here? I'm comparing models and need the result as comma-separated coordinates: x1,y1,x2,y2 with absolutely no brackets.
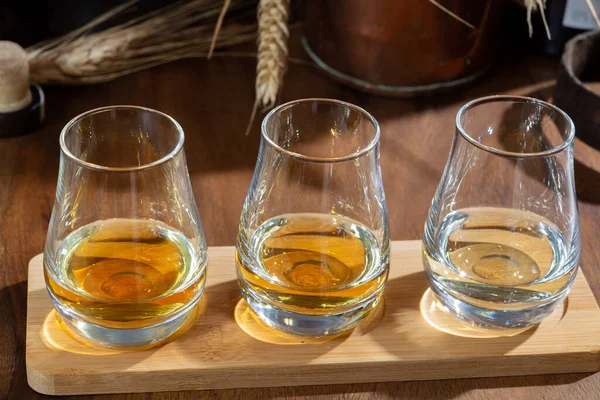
26,240,600,396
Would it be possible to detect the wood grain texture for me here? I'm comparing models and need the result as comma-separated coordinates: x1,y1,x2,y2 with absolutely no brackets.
1,33,600,399
25,241,600,396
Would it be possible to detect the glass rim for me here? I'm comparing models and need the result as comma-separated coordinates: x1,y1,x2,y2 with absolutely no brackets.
456,95,576,158
59,105,185,172
261,98,381,163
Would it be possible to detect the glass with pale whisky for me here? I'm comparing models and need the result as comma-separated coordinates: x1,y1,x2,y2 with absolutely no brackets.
44,106,207,348
237,99,389,336
424,96,580,328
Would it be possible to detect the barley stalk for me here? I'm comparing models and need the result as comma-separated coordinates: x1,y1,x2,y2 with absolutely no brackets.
27,0,257,84
208,0,232,58
428,0,475,29
584,0,600,29
525,0,550,39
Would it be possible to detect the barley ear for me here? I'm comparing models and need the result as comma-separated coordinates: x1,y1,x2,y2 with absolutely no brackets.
246,0,290,135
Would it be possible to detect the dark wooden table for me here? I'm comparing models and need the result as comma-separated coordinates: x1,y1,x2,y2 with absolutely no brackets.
1,43,599,399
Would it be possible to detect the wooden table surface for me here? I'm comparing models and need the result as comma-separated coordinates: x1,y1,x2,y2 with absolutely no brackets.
1,41,599,399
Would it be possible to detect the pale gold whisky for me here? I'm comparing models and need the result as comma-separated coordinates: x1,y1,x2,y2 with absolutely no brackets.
424,207,578,309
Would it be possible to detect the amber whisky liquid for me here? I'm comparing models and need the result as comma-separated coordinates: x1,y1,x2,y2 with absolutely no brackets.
45,219,206,330
237,213,389,317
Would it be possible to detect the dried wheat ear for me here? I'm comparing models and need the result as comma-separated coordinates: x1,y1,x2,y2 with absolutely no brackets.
27,0,257,84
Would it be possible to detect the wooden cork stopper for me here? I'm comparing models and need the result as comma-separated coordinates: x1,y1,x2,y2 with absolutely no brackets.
0,41,32,113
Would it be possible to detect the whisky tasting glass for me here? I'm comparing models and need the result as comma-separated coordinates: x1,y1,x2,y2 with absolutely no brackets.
237,99,390,336
424,96,580,329
44,106,207,348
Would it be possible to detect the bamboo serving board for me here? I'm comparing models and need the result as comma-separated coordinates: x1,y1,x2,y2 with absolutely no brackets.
26,241,600,396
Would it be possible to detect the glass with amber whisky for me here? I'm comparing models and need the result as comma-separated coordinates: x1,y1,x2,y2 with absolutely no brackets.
44,106,207,348
236,99,389,336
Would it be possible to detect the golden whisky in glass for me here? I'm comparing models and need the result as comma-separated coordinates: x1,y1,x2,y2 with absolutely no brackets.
236,99,389,336
237,213,387,315
423,96,579,328
44,106,207,347
46,219,205,329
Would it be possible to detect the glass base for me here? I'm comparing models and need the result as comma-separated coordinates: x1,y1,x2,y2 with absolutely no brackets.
240,283,382,337
427,280,569,329
49,290,201,349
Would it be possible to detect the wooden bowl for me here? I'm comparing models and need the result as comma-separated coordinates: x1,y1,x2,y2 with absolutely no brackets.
554,31,600,150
